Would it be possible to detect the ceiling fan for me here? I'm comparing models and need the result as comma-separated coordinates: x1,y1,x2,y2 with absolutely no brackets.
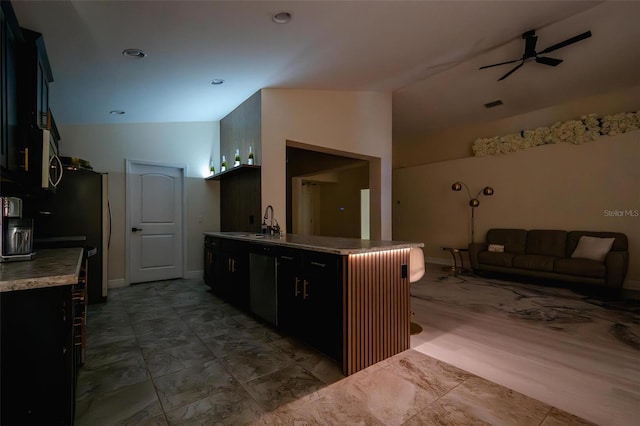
479,29,592,81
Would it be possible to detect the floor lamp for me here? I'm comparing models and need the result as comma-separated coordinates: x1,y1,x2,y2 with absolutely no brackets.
451,181,494,244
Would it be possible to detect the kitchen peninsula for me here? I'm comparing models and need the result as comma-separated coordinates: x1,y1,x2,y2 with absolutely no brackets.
204,232,423,375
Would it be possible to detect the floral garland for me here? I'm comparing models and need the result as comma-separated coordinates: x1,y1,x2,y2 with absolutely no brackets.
472,111,640,156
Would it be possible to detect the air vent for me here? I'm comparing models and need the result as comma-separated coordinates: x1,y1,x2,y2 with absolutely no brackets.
484,100,503,108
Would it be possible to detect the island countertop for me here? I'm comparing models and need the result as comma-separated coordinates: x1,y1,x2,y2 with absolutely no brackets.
0,248,83,293
203,232,423,255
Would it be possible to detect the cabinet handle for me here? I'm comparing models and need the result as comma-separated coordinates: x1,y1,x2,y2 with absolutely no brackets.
303,279,309,299
294,277,300,296
310,261,326,268
20,148,29,171
50,155,63,187
281,256,295,260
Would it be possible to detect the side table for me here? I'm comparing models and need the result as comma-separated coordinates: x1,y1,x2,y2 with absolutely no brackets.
441,247,469,276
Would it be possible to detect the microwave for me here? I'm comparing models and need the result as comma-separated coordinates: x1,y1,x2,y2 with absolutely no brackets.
40,127,63,190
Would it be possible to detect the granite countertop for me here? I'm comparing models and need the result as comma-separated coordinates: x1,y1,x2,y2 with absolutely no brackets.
0,248,83,293
204,232,423,255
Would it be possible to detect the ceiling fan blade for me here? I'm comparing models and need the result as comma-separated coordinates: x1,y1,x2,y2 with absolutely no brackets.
536,56,563,66
539,31,592,54
498,62,524,81
479,59,520,70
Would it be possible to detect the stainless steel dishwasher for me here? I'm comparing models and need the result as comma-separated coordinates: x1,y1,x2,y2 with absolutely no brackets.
249,244,277,326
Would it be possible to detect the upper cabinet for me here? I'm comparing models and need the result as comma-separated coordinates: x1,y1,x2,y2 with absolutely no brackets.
0,0,22,177
1,1,57,196
219,90,261,168
19,27,53,130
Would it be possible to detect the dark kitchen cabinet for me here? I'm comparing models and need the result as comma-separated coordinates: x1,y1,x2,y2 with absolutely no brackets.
276,247,303,334
14,27,54,193
204,236,250,310
302,251,343,360
1,5,57,196
18,27,52,130
204,236,221,290
0,285,77,425
277,249,343,360
0,1,22,181
221,238,250,310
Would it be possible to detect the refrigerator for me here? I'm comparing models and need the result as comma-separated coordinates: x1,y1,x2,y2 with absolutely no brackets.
33,169,109,304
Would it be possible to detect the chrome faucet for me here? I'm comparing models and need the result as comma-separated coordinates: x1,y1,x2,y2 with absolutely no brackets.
262,205,280,235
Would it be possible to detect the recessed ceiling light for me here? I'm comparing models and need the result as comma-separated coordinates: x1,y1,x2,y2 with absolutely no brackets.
272,11,292,24
109,110,125,115
210,79,225,85
122,48,147,58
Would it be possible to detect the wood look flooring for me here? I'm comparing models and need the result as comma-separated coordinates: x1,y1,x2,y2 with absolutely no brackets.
410,265,639,426
74,273,623,425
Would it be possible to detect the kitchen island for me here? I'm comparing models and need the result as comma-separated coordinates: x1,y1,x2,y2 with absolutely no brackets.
0,248,86,425
204,232,423,375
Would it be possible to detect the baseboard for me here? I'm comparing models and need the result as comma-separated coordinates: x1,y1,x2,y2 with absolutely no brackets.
108,279,126,289
184,270,204,280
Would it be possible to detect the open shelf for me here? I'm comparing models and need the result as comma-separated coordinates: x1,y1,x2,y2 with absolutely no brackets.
205,164,260,181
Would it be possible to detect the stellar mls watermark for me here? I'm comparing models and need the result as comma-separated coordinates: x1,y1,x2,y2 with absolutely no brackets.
604,209,639,217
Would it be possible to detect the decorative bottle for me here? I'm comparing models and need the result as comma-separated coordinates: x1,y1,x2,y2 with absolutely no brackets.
247,146,253,166
247,146,254,165
220,155,227,172
234,149,241,167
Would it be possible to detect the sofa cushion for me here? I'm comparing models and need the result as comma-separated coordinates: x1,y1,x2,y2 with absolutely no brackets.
512,254,557,272
571,236,615,262
567,231,628,255
555,258,606,278
486,229,527,254
478,251,517,267
526,230,567,257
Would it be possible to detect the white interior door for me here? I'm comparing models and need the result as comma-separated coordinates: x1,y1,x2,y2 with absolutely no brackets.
127,161,183,284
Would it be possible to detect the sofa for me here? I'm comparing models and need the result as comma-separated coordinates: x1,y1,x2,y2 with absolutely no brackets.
469,229,629,288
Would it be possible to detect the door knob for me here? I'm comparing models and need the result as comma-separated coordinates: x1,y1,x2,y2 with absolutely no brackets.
132,227,143,232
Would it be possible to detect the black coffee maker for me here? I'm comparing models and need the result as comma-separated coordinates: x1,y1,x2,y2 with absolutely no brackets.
1,197,35,262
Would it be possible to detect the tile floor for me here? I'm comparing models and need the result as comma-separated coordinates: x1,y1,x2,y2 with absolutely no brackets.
75,277,596,425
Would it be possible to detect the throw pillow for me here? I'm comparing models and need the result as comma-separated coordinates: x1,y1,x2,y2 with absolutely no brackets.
488,244,505,252
571,236,615,262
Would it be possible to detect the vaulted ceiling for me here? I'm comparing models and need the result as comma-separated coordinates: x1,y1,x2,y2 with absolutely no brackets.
12,1,640,142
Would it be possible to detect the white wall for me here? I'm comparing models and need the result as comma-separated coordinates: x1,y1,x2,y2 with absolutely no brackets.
261,89,393,240
59,121,220,287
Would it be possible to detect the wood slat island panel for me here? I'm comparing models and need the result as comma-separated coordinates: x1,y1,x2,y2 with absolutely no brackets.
345,249,410,375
